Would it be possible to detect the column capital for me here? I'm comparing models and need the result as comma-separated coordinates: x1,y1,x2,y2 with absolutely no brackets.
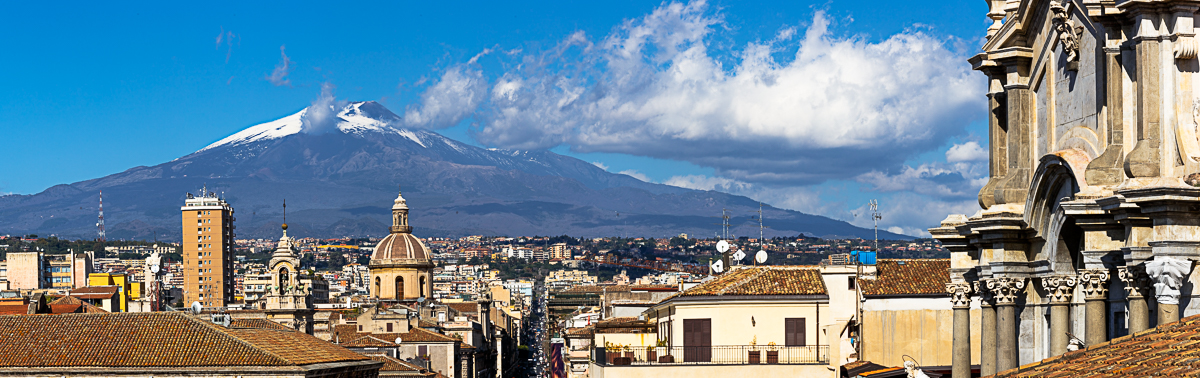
974,280,996,306
1118,265,1152,298
1145,256,1193,305
947,282,973,308
1078,268,1111,300
988,276,1027,305
1041,275,1078,304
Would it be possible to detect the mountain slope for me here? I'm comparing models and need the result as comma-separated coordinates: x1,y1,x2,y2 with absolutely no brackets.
0,102,909,241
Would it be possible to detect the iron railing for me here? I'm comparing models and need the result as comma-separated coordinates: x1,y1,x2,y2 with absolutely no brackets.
592,345,828,366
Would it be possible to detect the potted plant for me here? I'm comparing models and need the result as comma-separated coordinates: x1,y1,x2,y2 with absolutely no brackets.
766,342,779,364
656,340,674,363
747,336,761,364
646,344,657,363
604,342,619,364
623,344,635,360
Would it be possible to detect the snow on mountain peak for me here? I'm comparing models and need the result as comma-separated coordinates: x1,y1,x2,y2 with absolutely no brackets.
197,101,425,152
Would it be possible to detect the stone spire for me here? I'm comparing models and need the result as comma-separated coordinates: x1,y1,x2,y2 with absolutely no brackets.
390,186,412,234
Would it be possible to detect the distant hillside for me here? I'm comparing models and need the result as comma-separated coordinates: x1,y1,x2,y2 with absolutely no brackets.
0,101,910,241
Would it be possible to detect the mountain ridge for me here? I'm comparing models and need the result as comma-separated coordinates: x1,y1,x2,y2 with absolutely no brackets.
0,101,909,241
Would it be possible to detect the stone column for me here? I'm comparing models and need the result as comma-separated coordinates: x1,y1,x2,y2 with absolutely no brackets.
988,277,1025,372
1041,275,1077,356
947,282,973,378
975,280,997,376
1146,256,1193,325
1078,269,1110,344
1119,265,1152,333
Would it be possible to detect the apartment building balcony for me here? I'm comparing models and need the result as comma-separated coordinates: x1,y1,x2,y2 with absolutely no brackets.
591,345,830,378
593,345,827,365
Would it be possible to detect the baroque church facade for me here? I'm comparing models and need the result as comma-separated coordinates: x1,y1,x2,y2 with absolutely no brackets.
933,0,1200,377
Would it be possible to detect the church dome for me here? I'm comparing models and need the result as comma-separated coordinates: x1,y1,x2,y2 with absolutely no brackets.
371,232,431,262
370,187,432,267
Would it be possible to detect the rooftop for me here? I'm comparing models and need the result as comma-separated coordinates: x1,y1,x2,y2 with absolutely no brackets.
674,266,826,298
859,259,951,297
993,313,1200,377
0,312,373,369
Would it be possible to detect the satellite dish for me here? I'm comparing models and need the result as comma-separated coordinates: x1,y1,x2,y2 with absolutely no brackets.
395,336,403,344
417,296,426,303
150,265,161,274
710,259,725,274
190,302,203,314
755,250,768,264
731,250,746,261
716,240,730,253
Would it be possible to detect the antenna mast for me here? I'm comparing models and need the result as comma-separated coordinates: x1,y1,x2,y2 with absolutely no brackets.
97,190,106,242
870,200,881,253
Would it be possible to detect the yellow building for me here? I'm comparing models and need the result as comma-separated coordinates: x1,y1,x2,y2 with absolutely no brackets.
86,272,131,312
181,187,236,308
369,188,434,301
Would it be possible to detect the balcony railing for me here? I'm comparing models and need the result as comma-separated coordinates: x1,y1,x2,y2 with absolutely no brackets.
592,345,828,366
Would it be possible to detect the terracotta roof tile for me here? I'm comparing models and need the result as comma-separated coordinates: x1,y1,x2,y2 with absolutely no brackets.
344,335,398,347
229,318,292,330
364,354,424,372
0,312,370,368
675,267,826,297
446,302,479,314
49,304,82,314
993,313,1200,377
0,305,28,315
859,259,950,297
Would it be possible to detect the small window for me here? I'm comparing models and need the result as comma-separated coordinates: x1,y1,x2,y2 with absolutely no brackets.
848,276,856,290
386,323,393,333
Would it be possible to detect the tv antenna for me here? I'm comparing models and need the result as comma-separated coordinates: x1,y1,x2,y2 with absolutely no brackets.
869,199,882,253
754,202,768,265
96,190,106,242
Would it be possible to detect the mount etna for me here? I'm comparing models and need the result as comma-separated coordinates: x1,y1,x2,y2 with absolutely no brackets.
0,102,909,241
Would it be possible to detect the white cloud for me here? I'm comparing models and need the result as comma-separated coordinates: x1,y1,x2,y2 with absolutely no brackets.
855,160,987,200
946,141,988,162
474,0,984,185
404,65,488,129
846,192,979,237
300,82,347,135
266,45,293,87
591,161,610,170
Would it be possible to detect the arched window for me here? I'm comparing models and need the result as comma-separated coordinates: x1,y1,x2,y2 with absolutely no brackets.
420,276,427,298
279,267,290,291
396,276,404,299
374,277,381,297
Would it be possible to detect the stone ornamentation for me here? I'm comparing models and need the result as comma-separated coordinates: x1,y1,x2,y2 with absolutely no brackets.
1118,265,1152,298
1146,256,1193,305
987,277,1026,305
1077,269,1110,299
947,282,973,308
1049,1,1083,68
1041,275,1078,303
974,280,996,305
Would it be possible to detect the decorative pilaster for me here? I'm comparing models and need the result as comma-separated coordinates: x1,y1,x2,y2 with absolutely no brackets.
988,277,1025,372
1119,265,1152,333
1146,256,1193,324
1078,269,1110,344
1041,275,1077,356
947,282,973,378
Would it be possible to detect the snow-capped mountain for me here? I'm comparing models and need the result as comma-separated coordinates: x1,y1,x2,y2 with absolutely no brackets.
0,102,908,241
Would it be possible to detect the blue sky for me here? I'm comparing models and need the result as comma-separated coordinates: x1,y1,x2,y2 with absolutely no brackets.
0,1,990,236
